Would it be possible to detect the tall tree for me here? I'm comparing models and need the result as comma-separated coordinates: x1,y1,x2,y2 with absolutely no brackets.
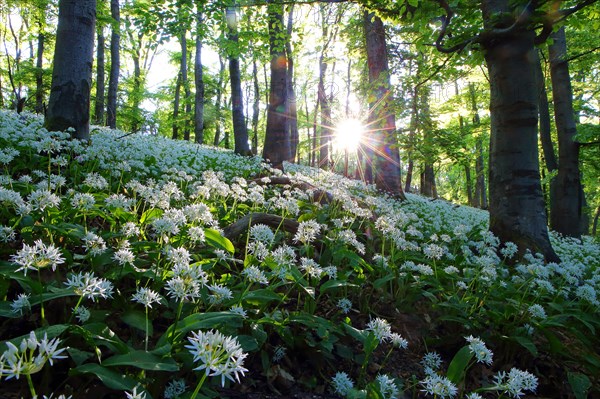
45,0,96,140
363,11,405,198
481,0,558,260
194,1,205,144
94,22,106,124
285,5,299,162
34,1,48,114
180,30,192,141
106,0,120,128
262,0,290,169
548,26,587,237
226,6,250,154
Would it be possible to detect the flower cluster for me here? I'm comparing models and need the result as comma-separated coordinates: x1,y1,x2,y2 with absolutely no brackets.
185,329,248,386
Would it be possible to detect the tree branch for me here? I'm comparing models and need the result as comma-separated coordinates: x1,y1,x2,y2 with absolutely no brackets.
565,45,600,63
223,212,300,240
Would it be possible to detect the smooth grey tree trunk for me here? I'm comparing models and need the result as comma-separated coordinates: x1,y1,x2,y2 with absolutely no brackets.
194,6,205,144
549,27,587,237
94,27,106,125
45,0,96,140
213,55,225,147
285,5,299,163
172,72,181,140
180,31,191,141
482,0,559,262
263,1,290,168
252,58,260,154
35,30,44,114
227,7,250,155
106,0,120,128
317,56,332,169
535,51,558,221
364,11,405,199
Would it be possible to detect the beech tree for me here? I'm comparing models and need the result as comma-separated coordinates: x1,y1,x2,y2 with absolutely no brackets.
106,0,120,129
262,0,290,169
363,10,405,198
45,0,96,140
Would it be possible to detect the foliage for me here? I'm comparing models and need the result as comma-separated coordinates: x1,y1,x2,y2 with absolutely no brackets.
0,110,599,398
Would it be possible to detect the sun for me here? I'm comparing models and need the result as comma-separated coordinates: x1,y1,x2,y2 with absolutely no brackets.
333,118,365,152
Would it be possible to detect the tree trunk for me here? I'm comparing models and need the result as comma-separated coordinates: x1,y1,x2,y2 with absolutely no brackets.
94,27,106,125
35,30,44,114
482,0,558,262
106,0,120,128
317,57,332,169
363,11,405,199
404,87,418,193
172,72,181,140
227,7,250,155
465,165,473,206
213,55,225,147
286,5,299,163
180,31,191,141
252,58,260,154
263,0,290,169
535,50,558,221
194,6,205,144
548,26,587,237
420,164,437,198
475,137,487,208
45,0,96,140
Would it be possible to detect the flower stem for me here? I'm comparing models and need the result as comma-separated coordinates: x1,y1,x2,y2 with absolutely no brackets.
145,306,149,351
190,372,208,399
26,374,37,398
170,300,185,345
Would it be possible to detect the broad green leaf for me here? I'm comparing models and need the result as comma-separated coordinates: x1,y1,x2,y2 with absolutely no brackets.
205,228,235,253
140,208,163,224
71,363,138,391
243,289,282,306
320,279,359,293
121,310,152,335
158,312,243,347
568,372,591,399
446,346,474,384
514,335,538,357
372,275,395,289
102,350,179,371
237,335,260,352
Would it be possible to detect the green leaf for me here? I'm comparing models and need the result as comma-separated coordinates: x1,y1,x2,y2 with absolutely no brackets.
514,335,538,357
372,275,395,289
121,310,152,335
407,0,419,7
140,208,163,224
568,372,591,399
237,335,260,352
158,312,243,347
205,228,235,253
243,289,282,306
446,346,474,384
102,350,179,371
320,279,359,293
71,363,138,391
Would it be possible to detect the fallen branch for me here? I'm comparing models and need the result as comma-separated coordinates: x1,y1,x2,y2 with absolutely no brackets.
223,212,300,241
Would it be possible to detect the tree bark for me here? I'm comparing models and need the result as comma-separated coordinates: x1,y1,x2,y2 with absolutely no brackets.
227,6,251,155
35,30,45,114
548,26,587,237
172,72,182,140
251,58,260,154
94,26,106,125
213,55,225,147
535,50,558,221
45,0,96,140
263,0,290,169
194,5,205,144
363,11,405,199
482,0,559,262
106,0,120,128
180,31,191,141
286,5,299,163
